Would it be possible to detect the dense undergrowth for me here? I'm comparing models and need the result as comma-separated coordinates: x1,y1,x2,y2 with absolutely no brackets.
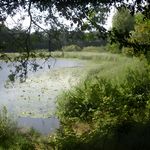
0,51,150,149
53,55,150,150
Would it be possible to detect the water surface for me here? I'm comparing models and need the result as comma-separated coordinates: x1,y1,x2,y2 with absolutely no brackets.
0,58,84,134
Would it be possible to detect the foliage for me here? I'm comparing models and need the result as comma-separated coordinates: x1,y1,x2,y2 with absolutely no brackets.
57,64,150,122
0,24,27,52
0,107,33,149
0,0,149,65
82,46,106,52
110,9,150,57
0,107,53,149
54,58,150,149
0,51,150,149
0,107,16,147
106,43,120,53
112,7,135,33
0,0,149,45
109,7,135,50
129,13,150,55
62,45,82,52
122,47,134,56
1,1,149,23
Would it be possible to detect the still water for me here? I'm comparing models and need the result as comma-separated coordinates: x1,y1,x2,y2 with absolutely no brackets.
0,58,83,134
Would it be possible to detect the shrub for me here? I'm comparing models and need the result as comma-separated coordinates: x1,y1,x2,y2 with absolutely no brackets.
0,107,17,147
106,43,121,53
57,65,150,122
62,45,82,52
55,62,150,149
122,47,134,56
82,46,106,52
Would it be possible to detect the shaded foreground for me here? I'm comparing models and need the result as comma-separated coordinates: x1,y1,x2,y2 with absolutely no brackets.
0,52,150,149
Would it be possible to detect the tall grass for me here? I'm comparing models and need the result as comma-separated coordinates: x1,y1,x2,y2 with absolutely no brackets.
82,46,106,52
62,45,82,52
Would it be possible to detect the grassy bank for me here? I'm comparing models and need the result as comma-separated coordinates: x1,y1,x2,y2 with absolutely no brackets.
0,46,113,61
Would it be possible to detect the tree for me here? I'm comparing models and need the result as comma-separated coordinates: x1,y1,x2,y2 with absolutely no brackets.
109,7,135,49
0,23,27,52
112,7,135,33
0,1,149,50
129,13,150,54
0,1,149,31
0,0,149,80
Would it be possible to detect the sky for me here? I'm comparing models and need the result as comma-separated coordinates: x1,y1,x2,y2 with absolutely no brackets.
104,6,116,30
5,6,116,32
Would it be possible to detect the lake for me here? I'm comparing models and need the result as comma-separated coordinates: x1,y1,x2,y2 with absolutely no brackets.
0,58,84,134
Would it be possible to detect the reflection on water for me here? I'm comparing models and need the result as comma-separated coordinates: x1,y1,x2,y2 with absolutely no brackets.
0,58,83,134
17,116,60,135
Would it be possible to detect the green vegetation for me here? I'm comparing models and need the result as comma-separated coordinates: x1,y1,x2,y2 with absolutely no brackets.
0,107,60,149
62,45,82,52
109,9,150,57
112,7,135,33
82,46,106,52
0,0,149,149
109,7,135,52
0,51,150,149
53,54,150,150
129,13,150,55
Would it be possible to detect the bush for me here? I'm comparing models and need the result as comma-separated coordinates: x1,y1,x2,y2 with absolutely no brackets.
106,43,121,53
122,47,134,56
57,66,150,122
55,62,150,149
62,45,82,52
0,107,17,147
82,46,106,52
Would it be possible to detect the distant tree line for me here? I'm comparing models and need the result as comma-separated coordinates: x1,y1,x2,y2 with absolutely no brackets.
0,23,107,52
